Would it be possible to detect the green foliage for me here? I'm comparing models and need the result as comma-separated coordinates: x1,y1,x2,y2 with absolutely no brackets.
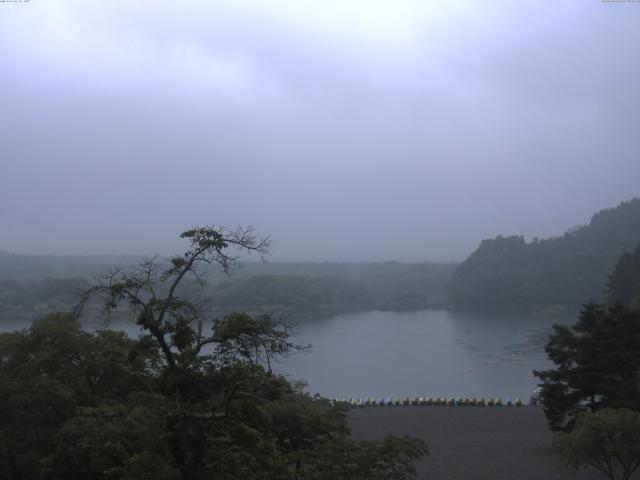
608,243,640,308
534,303,640,431
557,409,640,480
0,313,160,479
0,313,428,480
269,393,350,457
50,401,179,480
299,435,429,480
0,277,90,323
213,312,307,372
449,198,640,306
0,226,429,479
207,275,373,316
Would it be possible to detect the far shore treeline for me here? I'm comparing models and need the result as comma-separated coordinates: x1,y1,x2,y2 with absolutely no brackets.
0,261,457,324
1,197,639,324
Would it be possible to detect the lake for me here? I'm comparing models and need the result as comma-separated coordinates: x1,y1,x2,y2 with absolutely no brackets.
1,308,577,400
275,309,576,400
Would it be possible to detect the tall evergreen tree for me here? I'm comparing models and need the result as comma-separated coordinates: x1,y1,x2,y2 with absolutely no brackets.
535,303,640,431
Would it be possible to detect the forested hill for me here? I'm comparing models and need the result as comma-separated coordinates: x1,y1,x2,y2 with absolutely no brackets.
448,198,640,307
608,242,640,308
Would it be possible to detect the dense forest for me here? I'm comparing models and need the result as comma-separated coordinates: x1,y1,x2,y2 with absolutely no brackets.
448,198,640,307
207,275,373,318
607,243,640,308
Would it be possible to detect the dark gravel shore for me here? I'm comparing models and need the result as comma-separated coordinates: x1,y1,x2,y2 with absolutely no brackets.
348,406,602,480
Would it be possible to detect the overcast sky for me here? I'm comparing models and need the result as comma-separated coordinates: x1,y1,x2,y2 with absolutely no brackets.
1,1,639,261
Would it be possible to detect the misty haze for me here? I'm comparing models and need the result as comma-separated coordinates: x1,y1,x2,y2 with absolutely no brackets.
1,2,639,480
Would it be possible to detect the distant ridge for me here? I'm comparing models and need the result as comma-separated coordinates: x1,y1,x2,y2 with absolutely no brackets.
607,242,640,307
0,251,140,281
448,198,640,307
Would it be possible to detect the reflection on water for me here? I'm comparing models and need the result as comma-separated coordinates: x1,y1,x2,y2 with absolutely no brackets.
1,308,577,399
275,309,577,399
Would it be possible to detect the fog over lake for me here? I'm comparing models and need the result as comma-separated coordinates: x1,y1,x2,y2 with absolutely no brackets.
2,1,639,477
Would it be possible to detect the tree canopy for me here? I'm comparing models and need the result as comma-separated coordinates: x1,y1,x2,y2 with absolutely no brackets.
534,302,640,431
0,225,428,480
607,243,640,308
557,408,640,480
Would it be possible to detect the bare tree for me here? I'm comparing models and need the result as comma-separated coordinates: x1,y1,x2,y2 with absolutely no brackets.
77,225,271,369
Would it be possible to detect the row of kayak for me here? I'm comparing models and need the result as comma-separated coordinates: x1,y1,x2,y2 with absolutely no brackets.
332,397,529,407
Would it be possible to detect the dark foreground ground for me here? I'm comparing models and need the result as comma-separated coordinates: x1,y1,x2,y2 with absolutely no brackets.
349,406,602,480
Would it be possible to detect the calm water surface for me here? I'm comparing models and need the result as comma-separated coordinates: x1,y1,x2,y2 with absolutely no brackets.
275,309,576,399
2,308,576,400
